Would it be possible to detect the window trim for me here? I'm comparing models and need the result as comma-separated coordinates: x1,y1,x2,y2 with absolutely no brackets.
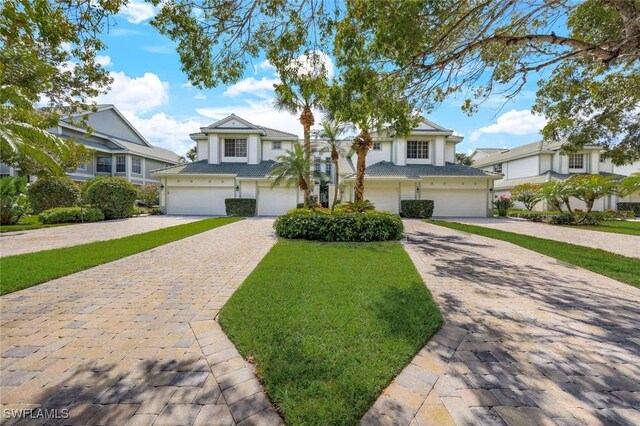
132,157,142,175
372,142,382,151
272,141,282,150
96,156,112,173
568,153,584,170
116,155,126,173
224,138,248,158
406,140,430,159
77,162,86,171
493,163,503,173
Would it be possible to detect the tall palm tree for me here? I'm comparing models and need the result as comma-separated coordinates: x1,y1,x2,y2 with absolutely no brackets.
315,120,347,210
269,143,313,206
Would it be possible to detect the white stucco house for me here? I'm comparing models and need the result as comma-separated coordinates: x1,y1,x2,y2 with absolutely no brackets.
152,114,500,217
471,141,640,211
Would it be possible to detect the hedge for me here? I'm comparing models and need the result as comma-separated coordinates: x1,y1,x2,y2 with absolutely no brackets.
85,177,138,219
617,202,640,217
274,209,404,242
27,177,79,213
225,198,256,216
39,207,104,224
400,200,434,218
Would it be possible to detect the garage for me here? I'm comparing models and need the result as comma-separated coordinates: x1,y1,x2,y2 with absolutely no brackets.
423,188,488,217
258,186,298,216
166,187,234,215
365,184,400,213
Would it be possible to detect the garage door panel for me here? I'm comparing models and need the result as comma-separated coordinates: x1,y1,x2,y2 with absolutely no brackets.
258,187,298,216
424,189,487,217
167,187,233,215
366,186,399,213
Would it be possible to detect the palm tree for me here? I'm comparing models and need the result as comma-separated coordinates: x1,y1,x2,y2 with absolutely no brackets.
315,120,347,210
618,172,640,198
540,180,577,212
568,174,618,215
269,143,313,206
455,152,473,166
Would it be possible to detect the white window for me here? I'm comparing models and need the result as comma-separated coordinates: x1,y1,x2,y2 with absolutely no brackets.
96,156,112,173
372,142,382,151
568,153,584,169
314,157,321,172
325,160,332,177
224,139,247,157
77,163,86,171
493,163,503,173
116,155,126,173
132,157,142,174
272,141,282,150
407,141,429,159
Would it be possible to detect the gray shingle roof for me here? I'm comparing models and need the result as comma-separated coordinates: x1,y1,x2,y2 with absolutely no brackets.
472,140,564,167
350,161,498,179
151,160,276,177
549,171,627,181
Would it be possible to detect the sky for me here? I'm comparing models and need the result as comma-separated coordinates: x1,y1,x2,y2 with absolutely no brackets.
95,1,549,156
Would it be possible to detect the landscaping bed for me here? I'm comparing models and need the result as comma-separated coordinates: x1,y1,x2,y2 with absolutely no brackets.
219,240,442,425
0,217,241,295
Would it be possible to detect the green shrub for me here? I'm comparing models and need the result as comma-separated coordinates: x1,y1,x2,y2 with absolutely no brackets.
39,207,104,224
548,212,574,225
149,207,163,215
85,177,138,219
138,183,159,207
338,200,375,213
400,200,434,218
274,209,404,242
0,177,30,225
225,198,256,216
617,210,636,219
617,202,640,217
492,195,513,217
27,176,79,213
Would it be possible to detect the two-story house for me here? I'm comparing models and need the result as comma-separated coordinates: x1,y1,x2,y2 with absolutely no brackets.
153,114,500,216
0,105,181,184
471,140,640,210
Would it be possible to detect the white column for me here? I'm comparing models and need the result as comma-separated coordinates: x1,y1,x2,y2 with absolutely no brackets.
209,134,219,164
111,155,116,176
396,138,406,166
126,154,132,181
434,137,445,166
142,158,146,184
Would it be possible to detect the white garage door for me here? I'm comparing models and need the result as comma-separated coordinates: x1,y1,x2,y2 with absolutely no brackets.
366,185,400,213
258,187,298,216
166,187,234,215
424,189,487,217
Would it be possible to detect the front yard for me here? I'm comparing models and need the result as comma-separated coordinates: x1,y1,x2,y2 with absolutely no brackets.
0,215,71,233
562,219,640,236
219,240,442,425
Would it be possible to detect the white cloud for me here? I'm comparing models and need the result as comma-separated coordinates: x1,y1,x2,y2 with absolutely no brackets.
470,109,547,141
60,42,72,53
108,28,141,37
181,82,193,90
194,93,206,100
119,0,157,24
197,98,318,137
143,44,175,55
253,60,275,74
223,77,280,98
97,71,169,113
95,55,112,67
123,112,207,155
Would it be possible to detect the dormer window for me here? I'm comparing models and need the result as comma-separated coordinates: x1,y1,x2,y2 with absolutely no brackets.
273,141,282,150
568,153,584,169
224,138,247,157
407,141,429,159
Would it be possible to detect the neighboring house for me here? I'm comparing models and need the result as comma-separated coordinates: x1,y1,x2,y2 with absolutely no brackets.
0,105,181,185
153,114,500,217
471,141,640,210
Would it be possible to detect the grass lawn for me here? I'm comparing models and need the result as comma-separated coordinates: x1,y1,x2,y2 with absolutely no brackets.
0,217,240,295
562,220,640,236
430,221,640,288
0,215,72,233
219,240,442,425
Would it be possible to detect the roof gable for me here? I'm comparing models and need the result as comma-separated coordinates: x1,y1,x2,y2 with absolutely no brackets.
204,114,261,131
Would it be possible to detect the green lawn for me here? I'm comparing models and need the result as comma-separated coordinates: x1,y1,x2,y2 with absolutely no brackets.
0,217,240,295
430,221,640,288
0,215,72,233
219,240,442,425
563,220,640,236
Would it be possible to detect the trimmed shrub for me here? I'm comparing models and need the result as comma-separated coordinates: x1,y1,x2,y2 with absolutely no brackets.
138,183,159,207
617,202,640,217
617,210,636,219
225,198,256,216
548,212,575,225
39,207,104,224
274,209,404,242
27,176,79,213
400,200,434,218
85,177,138,219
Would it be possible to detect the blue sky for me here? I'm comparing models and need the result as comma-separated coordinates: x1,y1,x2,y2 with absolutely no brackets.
96,1,549,156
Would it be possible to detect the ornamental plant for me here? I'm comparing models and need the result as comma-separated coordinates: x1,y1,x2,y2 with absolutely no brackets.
85,177,138,219
27,176,79,213
138,183,160,207
0,176,30,225
511,183,542,211
493,195,513,217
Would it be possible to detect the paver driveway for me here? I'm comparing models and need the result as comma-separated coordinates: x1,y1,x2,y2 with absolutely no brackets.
1,216,204,257
364,220,640,426
0,218,282,425
443,217,640,258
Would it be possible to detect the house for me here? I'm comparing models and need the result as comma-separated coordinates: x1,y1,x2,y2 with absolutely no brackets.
471,141,640,210
0,105,181,185
153,114,500,217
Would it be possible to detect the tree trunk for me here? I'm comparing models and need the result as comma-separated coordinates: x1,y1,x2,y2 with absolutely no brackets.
300,106,314,207
354,129,372,202
331,149,339,211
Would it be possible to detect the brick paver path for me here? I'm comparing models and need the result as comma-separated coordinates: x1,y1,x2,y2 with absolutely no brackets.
444,217,640,258
0,218,283,425
363,220,640,426
1,216,204,257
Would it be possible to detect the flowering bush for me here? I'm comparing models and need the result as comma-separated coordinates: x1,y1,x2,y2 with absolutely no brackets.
493,195,513,217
